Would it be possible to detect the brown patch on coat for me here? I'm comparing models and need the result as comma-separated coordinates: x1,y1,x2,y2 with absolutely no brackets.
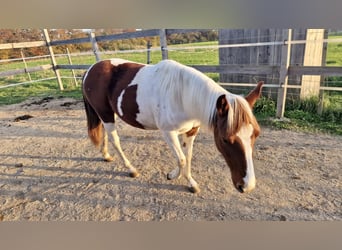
182,126,200,148
83,60,145,129
110,62,145,129
83,60,118,123
119,84,145,129
185,126,199,137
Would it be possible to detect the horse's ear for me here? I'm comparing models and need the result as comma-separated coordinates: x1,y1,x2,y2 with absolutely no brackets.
216,95,229,117
245,81,263,108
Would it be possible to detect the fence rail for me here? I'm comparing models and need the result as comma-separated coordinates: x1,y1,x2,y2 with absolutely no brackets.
288,66,342,76
0,40,46,50
1,29,342,118
57,64,90,70
7,63,339,79
0,64,53,77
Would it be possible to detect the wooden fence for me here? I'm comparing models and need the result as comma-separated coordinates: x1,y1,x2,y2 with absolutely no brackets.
1,29,342,118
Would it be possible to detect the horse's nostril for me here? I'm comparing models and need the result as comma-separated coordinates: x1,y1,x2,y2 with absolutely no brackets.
237,185,244,193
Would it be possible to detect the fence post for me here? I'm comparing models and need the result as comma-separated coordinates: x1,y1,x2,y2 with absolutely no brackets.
66,48,78,86
89,31,101,62
147,40,152,64
21,49,32,82
318,29,329,115
276,29,292,118
43,29,64,91
159,29,168,60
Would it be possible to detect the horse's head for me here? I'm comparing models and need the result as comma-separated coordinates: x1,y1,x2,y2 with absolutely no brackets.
213,82,263,193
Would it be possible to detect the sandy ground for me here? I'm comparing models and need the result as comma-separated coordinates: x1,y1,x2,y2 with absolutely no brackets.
0,97,341,221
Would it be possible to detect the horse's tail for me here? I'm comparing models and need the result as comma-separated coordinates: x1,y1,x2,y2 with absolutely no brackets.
83,96,103,148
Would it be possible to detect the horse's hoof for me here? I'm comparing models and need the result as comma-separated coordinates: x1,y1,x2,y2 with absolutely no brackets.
129,171,139,178
188,186,200,194
167,171,181,180
104,156,114,162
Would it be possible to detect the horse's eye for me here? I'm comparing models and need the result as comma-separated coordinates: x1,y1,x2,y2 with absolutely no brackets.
223,136,235,144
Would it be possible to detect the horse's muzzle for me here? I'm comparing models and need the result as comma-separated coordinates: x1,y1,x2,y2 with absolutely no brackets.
237,185,244,193
236,180,255,193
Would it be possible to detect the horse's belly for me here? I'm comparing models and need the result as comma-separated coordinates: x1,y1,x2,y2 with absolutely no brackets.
135,102,193,132
135,106,158,130
136,117,158,130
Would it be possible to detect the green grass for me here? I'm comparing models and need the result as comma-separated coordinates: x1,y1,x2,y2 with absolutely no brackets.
0,41,221,105
0,40,341,135
0,78,83,105
255,96,342,135
326,35,342,66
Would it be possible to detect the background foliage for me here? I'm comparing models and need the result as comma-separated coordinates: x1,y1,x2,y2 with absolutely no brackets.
0,29,218,59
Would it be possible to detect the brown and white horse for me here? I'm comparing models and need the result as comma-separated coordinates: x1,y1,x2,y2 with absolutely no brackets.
82,58,263,194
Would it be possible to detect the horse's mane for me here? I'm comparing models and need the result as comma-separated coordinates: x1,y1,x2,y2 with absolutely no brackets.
152,60,259,134
225,95,260,136
153,60,224,127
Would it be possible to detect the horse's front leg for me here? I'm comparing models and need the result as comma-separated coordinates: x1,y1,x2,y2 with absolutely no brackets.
162,130,200,193
162,131,185,181
181,127,200,193
103,122,139,177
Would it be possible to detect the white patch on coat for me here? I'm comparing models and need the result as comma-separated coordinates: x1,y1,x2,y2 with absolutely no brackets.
110,58,135,66
117,82,140,118
128,60,226,132
117,89,125,117
236,124,256,192
82,63,96,85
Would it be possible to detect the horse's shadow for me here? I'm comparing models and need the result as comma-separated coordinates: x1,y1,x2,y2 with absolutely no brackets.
0,153,191,194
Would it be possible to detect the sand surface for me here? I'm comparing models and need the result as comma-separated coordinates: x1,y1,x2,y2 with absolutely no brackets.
0,97,341,221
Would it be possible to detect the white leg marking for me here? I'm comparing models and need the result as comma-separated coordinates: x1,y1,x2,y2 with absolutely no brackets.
162,131,186,180
103,122,138,177
102,131,113,161
181,132,200,193
237,124,256,192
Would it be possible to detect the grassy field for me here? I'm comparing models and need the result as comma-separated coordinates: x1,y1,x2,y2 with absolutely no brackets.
0,41,220,105
326,35,342,66
0,38,341,135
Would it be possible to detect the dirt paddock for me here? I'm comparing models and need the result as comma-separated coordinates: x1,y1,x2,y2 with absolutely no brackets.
0,97,341,221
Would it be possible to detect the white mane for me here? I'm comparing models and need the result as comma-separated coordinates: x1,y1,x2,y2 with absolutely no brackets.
152,59,227,129
226,95,259,136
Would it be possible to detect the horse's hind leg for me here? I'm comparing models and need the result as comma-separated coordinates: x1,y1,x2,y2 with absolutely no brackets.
102,131,114,162
102,113,118,162
103,122,139,177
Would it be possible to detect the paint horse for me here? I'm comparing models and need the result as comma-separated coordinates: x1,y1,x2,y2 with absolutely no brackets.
82,58,263,194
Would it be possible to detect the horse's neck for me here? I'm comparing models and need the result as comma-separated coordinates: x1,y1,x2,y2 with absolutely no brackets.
154,61,227,128
181,77,227,129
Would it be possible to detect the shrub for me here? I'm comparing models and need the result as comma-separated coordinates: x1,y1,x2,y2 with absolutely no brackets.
254,96,276,116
